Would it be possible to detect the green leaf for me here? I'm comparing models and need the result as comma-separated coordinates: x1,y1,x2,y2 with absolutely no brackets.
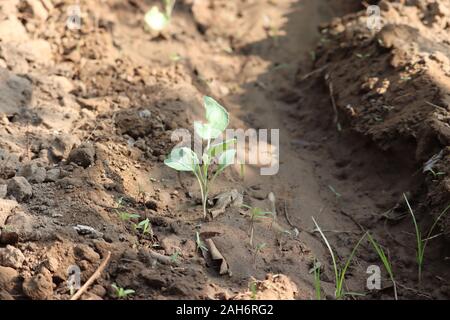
204,96,229,133
194,122,219,140
207,138,236,158
123,289,135,295
164,147,199,172
194,97,229,140
216,149,236,174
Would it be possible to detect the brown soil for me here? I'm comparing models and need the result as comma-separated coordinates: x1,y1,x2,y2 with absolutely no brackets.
0,0,450,300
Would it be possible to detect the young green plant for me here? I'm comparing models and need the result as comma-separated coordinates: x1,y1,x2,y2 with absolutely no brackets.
404,194,450,283
312,216,367,299
111,284,135,299
309,259,322,300
366,233,397,300
117,210,140,222
242,204,274,247
164,96,236,219
195,231,208,254
134,218,152,237
253,242,266,264
249,281,258,300
170,250,181,263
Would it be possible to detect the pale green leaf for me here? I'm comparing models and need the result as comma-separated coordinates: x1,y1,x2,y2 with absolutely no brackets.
164,147,199,172
217,149,236,173
194,122,220,140
204,96,229,136
207,138,236,158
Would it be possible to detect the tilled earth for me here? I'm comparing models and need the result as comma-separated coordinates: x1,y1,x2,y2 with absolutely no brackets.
0,0,450,300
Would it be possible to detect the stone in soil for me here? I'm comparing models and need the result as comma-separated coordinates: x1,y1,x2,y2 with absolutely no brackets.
48,133,80,162
67,143,95,168
0,199,18,226
74,244,100,263
140,270,167,289
0,16,29,42
5,211,35,236
7,177,33,202
0,245,25,269
18,163,46,183
45,168,60,182
22,267,54,300
0,67,32,115
0,266,19,292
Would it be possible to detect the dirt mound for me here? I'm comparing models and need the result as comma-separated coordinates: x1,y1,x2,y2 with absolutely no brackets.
300,0,450,238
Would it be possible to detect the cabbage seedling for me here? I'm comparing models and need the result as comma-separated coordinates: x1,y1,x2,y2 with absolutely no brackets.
144,0,176,32
164,96,236,219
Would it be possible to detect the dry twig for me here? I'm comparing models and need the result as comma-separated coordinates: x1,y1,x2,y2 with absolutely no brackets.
70,251,111,300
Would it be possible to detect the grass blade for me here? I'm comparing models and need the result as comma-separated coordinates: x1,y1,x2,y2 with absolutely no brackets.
367,232,398,300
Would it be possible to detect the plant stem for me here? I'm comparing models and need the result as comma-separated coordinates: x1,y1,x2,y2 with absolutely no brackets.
202,187,209,219
194,168,208,219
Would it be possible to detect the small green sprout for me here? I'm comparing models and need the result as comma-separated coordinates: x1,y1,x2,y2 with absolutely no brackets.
312,217,367,299
164,96,236,219
309,259,322,300
404,194,450,283
239,163,245,180
169,53,183,62
250,281,258,300
242,204,274,247
255,242,266,254
400,75,412,82
195,231,208,254
170,250,181,263
328,185,341,198
253,242,266,264
134,218,152,236
116,197,124,207
112,284,135,299
366,233,397,300
426,168,445,178
117,210,140,221
144,0,176,32
355,53,371,59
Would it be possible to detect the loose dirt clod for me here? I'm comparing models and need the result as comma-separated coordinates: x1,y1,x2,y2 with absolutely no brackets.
0,245,25,269
22,268,54,300
7,177,32,202
67,143,96,168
